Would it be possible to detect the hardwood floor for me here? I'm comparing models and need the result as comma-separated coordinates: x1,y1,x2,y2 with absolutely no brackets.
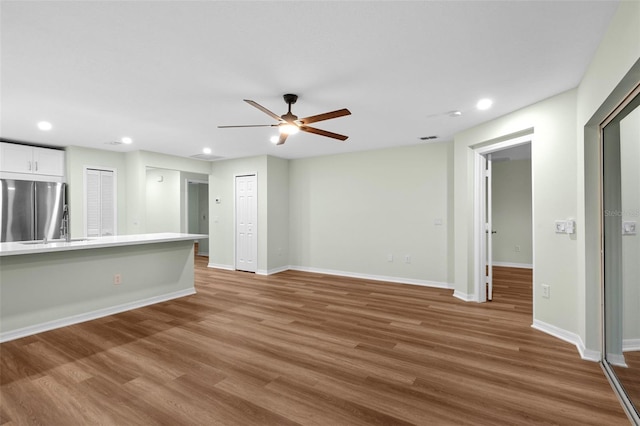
0,261,629,425
613,350,640,413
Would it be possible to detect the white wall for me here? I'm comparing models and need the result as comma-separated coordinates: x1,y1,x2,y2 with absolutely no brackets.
209,155,267,270
454,90,578,330
492,159,532,266
266,156,289,273
289,143,451,285
65,146,127,238
145,168,181,232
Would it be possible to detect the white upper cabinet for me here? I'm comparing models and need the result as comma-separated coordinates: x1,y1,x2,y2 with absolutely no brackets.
0,142,65,177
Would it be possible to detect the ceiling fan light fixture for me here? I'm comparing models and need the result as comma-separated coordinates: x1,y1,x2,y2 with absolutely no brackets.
279,123,299,135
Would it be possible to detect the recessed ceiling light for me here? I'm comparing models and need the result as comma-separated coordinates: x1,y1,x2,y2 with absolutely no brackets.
121,137,133,144
202,147,212,154
270,135,279,144
37,121,52,131
476,98,493,110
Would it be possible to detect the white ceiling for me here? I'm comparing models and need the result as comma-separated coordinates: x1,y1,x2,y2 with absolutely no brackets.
0,1,619,161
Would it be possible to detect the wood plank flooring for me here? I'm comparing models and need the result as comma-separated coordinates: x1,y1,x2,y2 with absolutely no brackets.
613,350,640,413
0,260,629,425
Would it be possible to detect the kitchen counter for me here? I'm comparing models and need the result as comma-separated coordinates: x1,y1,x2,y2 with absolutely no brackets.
0,232,208,256
0,233,207,342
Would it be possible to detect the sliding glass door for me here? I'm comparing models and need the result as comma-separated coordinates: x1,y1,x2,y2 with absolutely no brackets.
602,84,640,423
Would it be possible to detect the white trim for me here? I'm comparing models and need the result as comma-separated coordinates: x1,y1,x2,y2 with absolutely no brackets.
289,265,454,289
623,338,640,352
607,353,628,368
492,261,533,269
532,319,600,361
208,262,235,271
257,265,290,276
0,288,195,343
473,132,535,305
453,290,477,302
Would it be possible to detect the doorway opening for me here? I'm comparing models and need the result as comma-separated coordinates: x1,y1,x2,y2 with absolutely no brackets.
474,134,533,307
185,179,209,256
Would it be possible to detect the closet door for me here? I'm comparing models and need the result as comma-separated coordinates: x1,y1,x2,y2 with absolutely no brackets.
86,168,116,237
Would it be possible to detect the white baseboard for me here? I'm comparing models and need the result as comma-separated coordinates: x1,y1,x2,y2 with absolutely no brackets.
0,288,196,343
288,265,454,289
623,338,640,352
492,261,533,269
208,263,234,271
532,319,600,362
453,290,476,302
607,353,628,367
257,265,290,276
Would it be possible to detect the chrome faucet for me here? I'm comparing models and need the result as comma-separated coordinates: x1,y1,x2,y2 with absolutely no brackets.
60,205,70,242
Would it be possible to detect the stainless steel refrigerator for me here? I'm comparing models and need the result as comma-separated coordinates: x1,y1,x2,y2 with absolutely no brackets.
0,179,66,242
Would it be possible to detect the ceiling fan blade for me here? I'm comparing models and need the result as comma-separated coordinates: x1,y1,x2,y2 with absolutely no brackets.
244,99,283,122
299,108,351,125
277,133,288,145
300,125,349,141
217,124,277,128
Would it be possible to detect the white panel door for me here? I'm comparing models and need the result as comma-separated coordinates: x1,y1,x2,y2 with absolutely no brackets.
236,174,257,272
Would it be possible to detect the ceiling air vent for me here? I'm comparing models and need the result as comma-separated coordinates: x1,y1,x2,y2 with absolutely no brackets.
190,153,224,161
419,135,438,141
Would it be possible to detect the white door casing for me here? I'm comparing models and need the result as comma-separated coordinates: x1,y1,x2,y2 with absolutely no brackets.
235,174,257,272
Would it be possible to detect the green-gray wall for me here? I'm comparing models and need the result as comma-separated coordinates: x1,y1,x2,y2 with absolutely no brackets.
492,159,532,266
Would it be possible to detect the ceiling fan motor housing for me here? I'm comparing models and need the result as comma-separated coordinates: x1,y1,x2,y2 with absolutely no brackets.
283,93,298,105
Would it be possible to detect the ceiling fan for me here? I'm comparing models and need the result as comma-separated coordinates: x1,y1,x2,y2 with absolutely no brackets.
218,94,351,145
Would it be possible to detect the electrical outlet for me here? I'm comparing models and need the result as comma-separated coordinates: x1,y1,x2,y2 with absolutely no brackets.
542,284,550,299
404,255,411,264
515,245,521,253
387,253,393,262
113,274,122,285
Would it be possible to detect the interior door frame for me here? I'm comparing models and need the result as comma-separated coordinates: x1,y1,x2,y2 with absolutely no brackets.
234,172,258,272
183,178,208,234
473,133,533,303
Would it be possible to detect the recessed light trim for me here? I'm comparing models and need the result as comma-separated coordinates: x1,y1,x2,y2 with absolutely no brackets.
202,147,212,154
37,121,52,131
476,98,493,110
121,137,133,144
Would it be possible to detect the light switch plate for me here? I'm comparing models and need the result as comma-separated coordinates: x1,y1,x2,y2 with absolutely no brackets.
622,221,637,235
555,221,566,233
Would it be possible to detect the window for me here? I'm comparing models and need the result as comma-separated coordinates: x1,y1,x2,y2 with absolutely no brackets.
85,168,116,237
